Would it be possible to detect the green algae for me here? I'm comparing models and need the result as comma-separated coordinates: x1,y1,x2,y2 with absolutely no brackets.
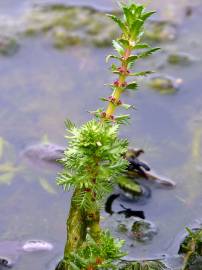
147,75,182,94
102,213,158,246
167,52,193,65
145,20,177,42
179,228,202,270
119,260,169,270
0,4,183,54
118,176,142,196
0,137,22,186
131,220,158,242
23,5,120,49
0,35,19,56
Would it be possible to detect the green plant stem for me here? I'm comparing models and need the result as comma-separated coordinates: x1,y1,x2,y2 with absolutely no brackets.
105,48,131,118
61,46,132,269
182,239,196,270
86,209,101,242
56,3,160,268
64,189,87,256
61,183,101,269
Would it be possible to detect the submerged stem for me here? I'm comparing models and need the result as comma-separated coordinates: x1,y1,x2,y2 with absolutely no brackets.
64,189,87,256
57,188,101,270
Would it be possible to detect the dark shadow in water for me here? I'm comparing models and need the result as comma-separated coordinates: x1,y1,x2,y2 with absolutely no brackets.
105,194,145,219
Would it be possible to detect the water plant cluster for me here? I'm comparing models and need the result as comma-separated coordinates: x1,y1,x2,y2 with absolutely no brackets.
179,228,202,270
56,2,160,270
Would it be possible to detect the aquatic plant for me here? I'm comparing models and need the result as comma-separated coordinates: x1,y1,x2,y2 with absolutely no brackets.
179,227,202,270
119,260,168,270
56,2,159,270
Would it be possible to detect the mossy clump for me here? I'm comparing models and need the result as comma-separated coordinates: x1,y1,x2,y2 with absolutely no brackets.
102,214,157,244
179,228,202,270
167,52,192,65
0,5,180,53
0,35,19,56
118,175,142,197
52,28,83,48
23,5,120,48
145,20,177,42
119,260,169,270
148,75,182,94
117,223,128,233
131,220,158,242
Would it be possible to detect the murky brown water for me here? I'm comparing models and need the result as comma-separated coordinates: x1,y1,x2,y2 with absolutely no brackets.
0,0,202,269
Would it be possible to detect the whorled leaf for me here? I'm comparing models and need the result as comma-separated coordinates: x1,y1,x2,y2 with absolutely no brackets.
106,54,121,63
131,19,144,39
125,82,138,90
141,11,156,21
65,119,76,131
134,43,150,49
138,48,160,58
129,70,155,77
118,38,130,48
115,114,130,125
107,14,128,34
121,103,136,110
112,40,125,56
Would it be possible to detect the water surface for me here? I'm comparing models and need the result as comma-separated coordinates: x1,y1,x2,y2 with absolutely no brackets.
0,0,202,269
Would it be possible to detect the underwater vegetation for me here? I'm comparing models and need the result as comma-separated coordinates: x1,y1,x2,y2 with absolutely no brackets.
0,4,178,52
0,137,22,186
179,227,202,270
0,34,19,56
1,2,195,95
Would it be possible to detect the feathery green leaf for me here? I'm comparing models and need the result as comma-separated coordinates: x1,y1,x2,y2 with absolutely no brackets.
121,103,136,110
135,43,150,49
64,119,76,131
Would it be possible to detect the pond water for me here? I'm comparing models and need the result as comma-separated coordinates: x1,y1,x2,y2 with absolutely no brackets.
0,0,202,269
